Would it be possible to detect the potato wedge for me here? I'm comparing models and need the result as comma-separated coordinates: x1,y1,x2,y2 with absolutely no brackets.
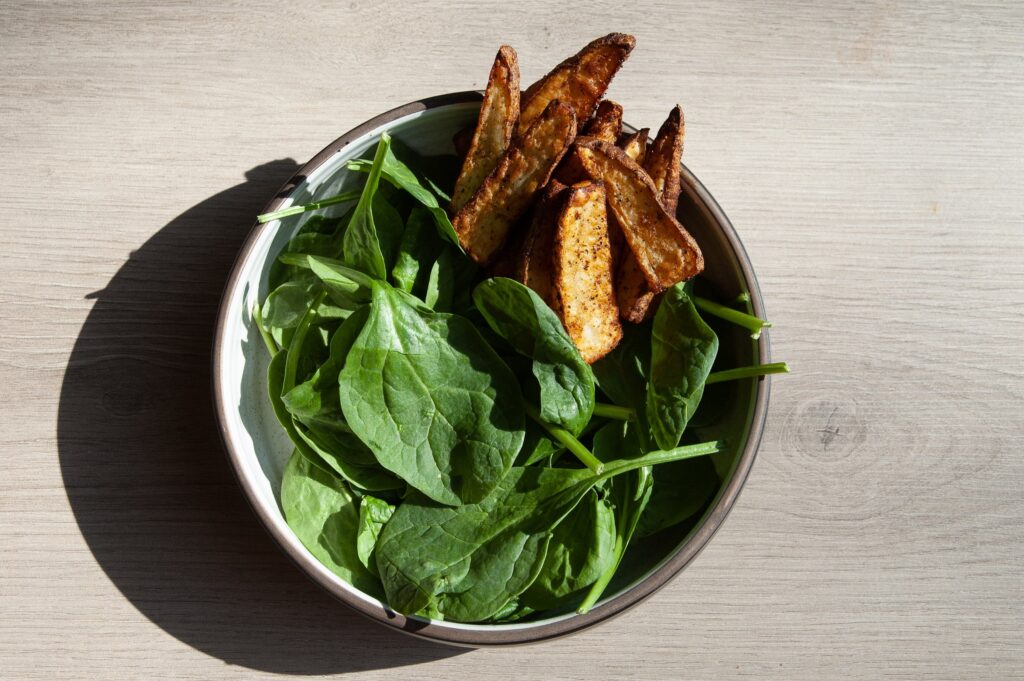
451,46,521,213
616,252,656,323
452,126,474,159
644,105,684,213
518,33,635,137
453,101,577,265
575,139,702,291
553,182,623,363
583,100,623,143
618,128,649,165
515,180,567,306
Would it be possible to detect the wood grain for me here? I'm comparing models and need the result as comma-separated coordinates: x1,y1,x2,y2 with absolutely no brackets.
1,1,1021,679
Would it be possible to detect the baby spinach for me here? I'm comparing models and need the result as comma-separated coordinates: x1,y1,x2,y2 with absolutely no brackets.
280,449,383,597
342,134,403,280
338,281,525,505
356,495,395,575
392,206,443,294
646,284,719,451
473,278,595,436
374,441,721,621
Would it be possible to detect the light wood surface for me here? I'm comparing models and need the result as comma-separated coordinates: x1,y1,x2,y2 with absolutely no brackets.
1,1,1021,679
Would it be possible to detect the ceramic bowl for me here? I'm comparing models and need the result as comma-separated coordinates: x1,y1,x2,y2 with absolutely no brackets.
212,92,772,646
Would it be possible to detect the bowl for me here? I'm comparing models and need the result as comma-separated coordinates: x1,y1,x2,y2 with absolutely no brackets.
212,91,771,646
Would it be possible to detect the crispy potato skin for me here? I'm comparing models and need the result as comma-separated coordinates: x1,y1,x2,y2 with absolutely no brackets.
644,105,684,213
618,128,649,165
515,180,567,306
575,139,702,292
451,46,521,213
518,33,635,137
453,101,577,266
583,100,623,143
615,252,657,322
553,182,623,363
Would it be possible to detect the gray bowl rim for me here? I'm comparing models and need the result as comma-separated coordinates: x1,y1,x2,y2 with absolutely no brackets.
212,90,771,647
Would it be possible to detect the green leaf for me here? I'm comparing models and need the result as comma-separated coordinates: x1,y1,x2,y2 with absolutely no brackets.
392,206,443,293
646,284,719,450
636,455,720,537
348,145,461,247
356,495,396,574
280,450,383,597
338,282,525,506
260,281,318,349
473,278,595,435
591,323,651,424
342,134,393,279
375,441,721,622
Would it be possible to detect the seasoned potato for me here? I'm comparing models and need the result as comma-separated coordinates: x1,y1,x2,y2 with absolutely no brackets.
453,101,577,265
518,33,635,136
452,126,474,159
515,180,567,305
553,182,623,363
452,46,521,213
644,105,684,213
575,139,702,291
618,128,649,165
583,100,623,143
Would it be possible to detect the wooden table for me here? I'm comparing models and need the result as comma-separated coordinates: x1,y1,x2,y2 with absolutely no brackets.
2,2,1021,678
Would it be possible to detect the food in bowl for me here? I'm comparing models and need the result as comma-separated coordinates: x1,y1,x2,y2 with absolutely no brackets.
251,34,786,625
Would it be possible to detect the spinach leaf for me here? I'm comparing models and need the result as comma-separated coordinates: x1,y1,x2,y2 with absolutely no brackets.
392,206,442,294
519,487,616,611
591,323,651,420
375,442,721,622
338,282,525,506
342,134,400,280
473,278,595,435
260,281,318,349
356,495,395,574
348,144,461,247
636,455,720,538
515,419,563,467
280,449,383,597
646,284,719,450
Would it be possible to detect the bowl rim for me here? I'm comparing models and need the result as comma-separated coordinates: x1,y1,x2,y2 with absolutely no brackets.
212,91,771,647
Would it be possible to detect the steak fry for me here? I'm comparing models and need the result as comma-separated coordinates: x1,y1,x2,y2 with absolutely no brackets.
575,139,702,291
553,182,622,363
518,33,635,137
451,46,521,213
644,105,684,213
516,180,568,306
453,101,576,265
583,100,623,143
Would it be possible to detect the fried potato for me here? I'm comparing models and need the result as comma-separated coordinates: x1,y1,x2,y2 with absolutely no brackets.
644,105,684,213
616,251,656,323
583,100,623,143
451,46,521,213
618,128,649,165
575,139,703,291
518,33,635,137
452,126,474,159
453,101,577,265
515,180,567,306
553,182,623,363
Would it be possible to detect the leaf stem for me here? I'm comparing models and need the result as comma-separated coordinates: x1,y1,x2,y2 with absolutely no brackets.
525,404,604,474
257,191,361,223
706,362,790,385
592,403,635,421
732,292,750,305
252,303,280,356
693,295,771,339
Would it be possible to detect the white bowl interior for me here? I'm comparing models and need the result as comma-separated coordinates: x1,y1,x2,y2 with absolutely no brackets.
216,101,758,633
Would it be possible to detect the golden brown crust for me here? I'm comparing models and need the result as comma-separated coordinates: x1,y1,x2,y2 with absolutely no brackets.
575,138,703,292
451,46,521,213
553,181,623,363
643,105,684,214
582,100,623,144
518,33,635,137
618,128,649,165
514,180,567,306
453,101,577,266
615,253,657,322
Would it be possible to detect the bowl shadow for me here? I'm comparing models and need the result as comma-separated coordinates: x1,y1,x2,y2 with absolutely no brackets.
56,159,468,674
